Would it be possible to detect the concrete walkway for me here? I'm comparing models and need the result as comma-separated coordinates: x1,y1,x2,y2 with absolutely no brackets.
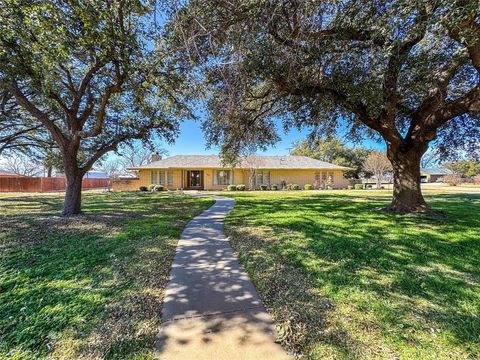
155,195,290,360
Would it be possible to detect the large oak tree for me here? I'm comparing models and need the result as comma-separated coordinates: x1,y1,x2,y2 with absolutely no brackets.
170,0,480,212
0,0,186,215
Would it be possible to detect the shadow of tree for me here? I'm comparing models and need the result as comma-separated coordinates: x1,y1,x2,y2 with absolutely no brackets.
0,192,213,358
224,191,480,358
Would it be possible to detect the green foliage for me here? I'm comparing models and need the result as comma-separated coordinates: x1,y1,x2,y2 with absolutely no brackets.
154,185,165,191
149,184,156,191
354,184,364,190
444,160,480,177
236,184,246,191
304,184,313,190
0,192,213,358
227,184,237,191
291,184,300,190
0,0,188,214
291,137,372,178
139,186,148,192
260,184,268,190
347,185,354,190
223,191,480,359
286,183,294,190
271,184,278,190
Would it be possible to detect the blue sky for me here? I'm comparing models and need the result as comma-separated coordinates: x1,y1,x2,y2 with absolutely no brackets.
159,120,386,157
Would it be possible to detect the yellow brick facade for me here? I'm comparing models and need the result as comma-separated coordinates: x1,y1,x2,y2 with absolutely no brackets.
113,168,349,191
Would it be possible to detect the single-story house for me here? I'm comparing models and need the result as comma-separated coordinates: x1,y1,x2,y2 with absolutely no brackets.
0,170,24,177
420,168,453,183
113,155,351,191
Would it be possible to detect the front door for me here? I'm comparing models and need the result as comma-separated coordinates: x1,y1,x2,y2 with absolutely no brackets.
187,170,204,189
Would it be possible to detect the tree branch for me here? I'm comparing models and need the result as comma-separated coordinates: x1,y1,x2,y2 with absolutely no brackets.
0,81,66,146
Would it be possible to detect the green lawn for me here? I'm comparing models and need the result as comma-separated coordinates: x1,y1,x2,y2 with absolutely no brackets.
221,190,480,359
0,191,213,359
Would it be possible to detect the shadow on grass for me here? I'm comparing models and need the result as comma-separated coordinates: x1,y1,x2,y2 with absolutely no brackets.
225,192,480,358
0,192,213,359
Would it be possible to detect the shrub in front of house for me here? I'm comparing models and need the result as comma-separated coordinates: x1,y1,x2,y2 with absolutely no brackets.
347,185,353,190
260,185,268,190
149,184,157,191
139,186,148,192
227,184,237,191
154,185,165,191
271,184,278,190
304,184,313,190
292,184,300,190
236,184,246,191
286,183,294,190
354,184,363,190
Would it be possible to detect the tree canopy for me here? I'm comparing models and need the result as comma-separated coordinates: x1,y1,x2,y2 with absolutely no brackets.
0,1,188,214
290,136,372,178
169,0,480,212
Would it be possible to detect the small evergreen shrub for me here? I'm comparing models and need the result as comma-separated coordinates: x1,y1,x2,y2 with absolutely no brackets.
154,185,165,191
304,184,313,190
139,186,148,192
354,184,363,190
271,184,278,190
260,185,268,190
347,185,353,190
292,184,300,190
236,184,246,191
149,184,156,191
227,184,237,191
286,183,294,190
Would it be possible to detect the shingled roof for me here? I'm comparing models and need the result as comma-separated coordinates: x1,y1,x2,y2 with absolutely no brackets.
130,155,352,170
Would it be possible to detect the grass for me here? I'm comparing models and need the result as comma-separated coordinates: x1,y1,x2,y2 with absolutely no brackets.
0,191,213,359
219,190,480,359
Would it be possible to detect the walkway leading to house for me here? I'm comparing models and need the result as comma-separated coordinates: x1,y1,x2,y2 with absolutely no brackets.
155,195,290,360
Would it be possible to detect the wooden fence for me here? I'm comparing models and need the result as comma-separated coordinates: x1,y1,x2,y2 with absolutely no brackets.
0,176,111,192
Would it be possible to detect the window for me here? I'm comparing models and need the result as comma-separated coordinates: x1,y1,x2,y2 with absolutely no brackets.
151,170,158,184
159,170,165,185
167,170,173,185
328,172,334,184
255,171,270,186
215,170,231,185
321,172,327,182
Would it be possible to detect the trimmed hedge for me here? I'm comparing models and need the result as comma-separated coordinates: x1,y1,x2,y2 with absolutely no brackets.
271,184,278,190
154,185,165,191
354,184,363,190
260,185,268,190
227,184,237,191
347,185,354,190
149,184,156,191
236,184,246,191
304,184,313,190
139,186,148,192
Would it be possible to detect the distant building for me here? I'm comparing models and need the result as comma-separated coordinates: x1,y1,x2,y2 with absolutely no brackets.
84,170,109,179
0,169,25,177
420,168,453,183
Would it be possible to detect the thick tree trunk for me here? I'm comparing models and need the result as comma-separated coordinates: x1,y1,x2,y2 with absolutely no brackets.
386,145,429,213
62,156,83,216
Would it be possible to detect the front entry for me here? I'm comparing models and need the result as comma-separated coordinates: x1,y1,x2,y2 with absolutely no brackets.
186,170,204,190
